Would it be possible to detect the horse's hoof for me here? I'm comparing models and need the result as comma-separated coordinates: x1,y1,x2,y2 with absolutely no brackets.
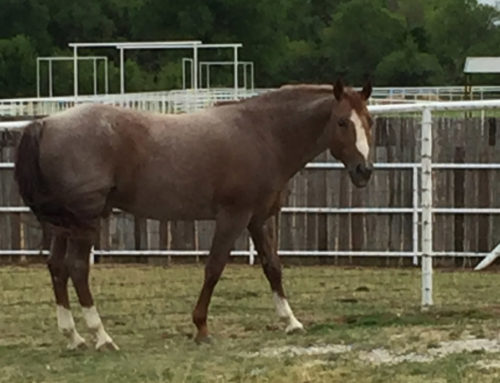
67,339,87,351
194,334,214,345
285,321,305,334
96,341,120,351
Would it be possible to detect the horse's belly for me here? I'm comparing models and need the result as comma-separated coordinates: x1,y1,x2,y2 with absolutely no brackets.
111,186,217,221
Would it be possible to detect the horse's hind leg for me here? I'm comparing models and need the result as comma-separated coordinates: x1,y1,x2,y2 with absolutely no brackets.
47,234,86,349
66,235,118,351
248,218,303,333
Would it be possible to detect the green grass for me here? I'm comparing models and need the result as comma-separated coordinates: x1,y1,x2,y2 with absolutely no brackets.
1,264,500,382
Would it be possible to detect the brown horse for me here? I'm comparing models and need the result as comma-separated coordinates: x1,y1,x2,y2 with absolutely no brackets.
14,80,373,350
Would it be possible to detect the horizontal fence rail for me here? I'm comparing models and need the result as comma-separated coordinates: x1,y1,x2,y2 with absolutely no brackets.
0,156,499,257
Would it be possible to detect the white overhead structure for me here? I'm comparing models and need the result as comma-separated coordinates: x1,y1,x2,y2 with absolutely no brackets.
194,44,242,96
37,56,109,98
464,57,500,73
68,41,242,99
199,61,254,90
463,57,500,98
69,41,201,97
181,58,254,90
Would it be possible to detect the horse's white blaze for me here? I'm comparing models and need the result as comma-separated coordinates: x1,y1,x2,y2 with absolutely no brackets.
272,292,304,333
350,110,369,160
82,306,118,350
56,305,85,349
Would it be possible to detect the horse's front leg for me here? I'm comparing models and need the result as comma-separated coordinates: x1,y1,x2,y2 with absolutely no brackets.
248,218,304,333
192,208,252,343
66,236,118,351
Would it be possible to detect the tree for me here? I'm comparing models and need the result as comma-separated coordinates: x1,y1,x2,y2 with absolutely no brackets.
375,37,443,85
0,35,36,97
425,0,500,83
45,0,115,47
2,0,500,97
320,0,407,84
0,0,51,53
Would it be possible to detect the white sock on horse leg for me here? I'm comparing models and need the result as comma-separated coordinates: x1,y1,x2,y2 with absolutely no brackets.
272,292,304,333
82,306,118,350
56,305,86,349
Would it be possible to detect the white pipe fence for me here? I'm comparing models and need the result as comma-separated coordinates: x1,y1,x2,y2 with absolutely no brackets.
3,85,500,118
1,97,500,308
369,100,500,307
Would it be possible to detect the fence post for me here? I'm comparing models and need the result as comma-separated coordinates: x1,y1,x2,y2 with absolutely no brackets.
248,237,256,265
421,108,433,307
412,165,419,265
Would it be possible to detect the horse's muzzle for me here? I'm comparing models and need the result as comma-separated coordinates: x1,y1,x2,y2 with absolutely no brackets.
348,162,373,188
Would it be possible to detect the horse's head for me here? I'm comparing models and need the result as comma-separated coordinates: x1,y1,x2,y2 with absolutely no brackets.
328,79,373,188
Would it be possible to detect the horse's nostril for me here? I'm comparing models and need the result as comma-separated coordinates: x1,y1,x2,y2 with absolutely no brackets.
356,163,372,178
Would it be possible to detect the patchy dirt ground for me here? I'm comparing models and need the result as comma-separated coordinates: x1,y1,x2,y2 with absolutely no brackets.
243,335,500,366
1,264,500,382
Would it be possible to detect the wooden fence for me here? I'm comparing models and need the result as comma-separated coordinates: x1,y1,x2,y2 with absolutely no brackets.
0,116,499,266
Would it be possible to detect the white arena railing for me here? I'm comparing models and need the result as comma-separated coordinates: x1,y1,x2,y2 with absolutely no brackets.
372,85,500,101
0,88,269,116
1,95,500,308
1,85,500,117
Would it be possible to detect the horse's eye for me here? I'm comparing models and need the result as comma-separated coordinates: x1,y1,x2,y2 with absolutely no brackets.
338,118,349,128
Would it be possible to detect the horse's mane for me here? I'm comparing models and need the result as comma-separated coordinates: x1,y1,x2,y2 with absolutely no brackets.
213,84,336,109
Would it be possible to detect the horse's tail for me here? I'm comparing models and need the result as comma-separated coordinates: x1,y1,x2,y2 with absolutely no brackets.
14,120,47,219
14,120,78,228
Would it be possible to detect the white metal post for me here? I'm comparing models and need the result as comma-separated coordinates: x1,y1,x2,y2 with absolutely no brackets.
412,165,419,265
421,108,433,307
199,63,204,88
249,238,256,265
475,242,500,270
73,46,78,99
104,57,109,94
48,60,53,97
93,58,97,95
120,48,125,94
193,46,198,90
250,62,254,91
36,58,40,98
206,64,210,88
243,62,247,89
233,46,238,97
182,58,187,89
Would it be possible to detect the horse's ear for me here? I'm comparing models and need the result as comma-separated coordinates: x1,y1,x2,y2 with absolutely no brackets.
333,79,344,101
359,81,372,100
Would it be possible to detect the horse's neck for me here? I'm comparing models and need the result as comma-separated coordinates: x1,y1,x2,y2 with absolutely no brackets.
261,93,333,179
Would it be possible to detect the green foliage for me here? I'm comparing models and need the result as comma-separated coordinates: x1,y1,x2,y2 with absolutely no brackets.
1,0,500,96
0,35,36,97
321,0,407,83
375,38,444,85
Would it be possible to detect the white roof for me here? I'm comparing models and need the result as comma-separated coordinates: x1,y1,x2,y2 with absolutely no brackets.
68,41,242,50
464,57,500,73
